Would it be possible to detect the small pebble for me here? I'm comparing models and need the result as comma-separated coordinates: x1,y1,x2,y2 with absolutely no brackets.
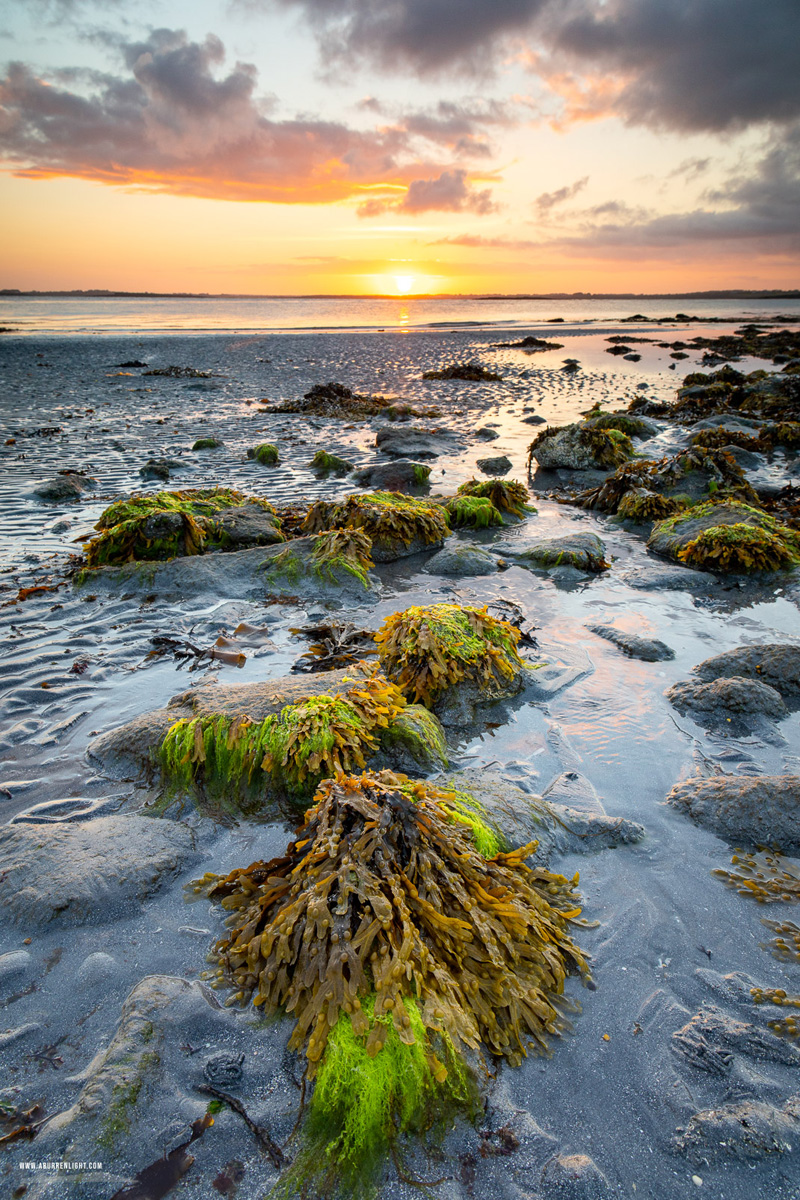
692,1176,703,1187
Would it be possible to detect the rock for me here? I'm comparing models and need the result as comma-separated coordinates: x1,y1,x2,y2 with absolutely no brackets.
78,536,379,601
0,817,196,926
693,643,800,697
666,676,786,725
672,1005,800,1074
139,457,182,481
214,504,284,547
692,415,763,434
587,624,675,661
619,563,715,590
674,1097,800,1162
192,436,224,450
0,949,33,983
647,501,798,570
88,670,447,802
539,1154,612,1199
496,532,608,573
530,423,635,471
34,473,95,502
541,771,605,816
76,952,120,989
422,543,499,577
440,769,644,865
375,425,463,459
477,454,512,476
522,413,547,425
475,426,500,441
665,775,800,847
203,1051,245,1086
352,459,431,491
35,974,293,1193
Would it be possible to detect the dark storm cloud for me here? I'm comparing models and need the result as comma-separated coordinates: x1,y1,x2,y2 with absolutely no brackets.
0,30,500,204
266,0,800,133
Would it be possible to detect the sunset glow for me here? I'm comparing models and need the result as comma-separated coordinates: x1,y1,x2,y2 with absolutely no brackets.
0,4,797,293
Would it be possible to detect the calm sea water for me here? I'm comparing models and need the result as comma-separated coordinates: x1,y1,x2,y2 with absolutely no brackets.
2,294,800,335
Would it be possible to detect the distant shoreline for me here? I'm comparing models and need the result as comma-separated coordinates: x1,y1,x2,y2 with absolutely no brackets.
1,289,799,301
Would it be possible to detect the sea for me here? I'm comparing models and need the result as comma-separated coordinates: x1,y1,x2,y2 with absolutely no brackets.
2,293,800,336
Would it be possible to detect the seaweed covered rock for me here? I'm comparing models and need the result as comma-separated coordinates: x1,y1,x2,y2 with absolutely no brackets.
692,644,800,698
194,770,591,1196
583,411,659,439
617,488,686,523
301,491,449,562
647,501,800,573
665,775,800,847
422,361,501,382
247,442,279,465
269,381,396,419
528,423,636,471
444,494,504,529
457,477,534,519
263,528,376,591
83,488,284,568
375,603,525,711
160,671,409,809
578,446,758,515
497,532,608,574
352,459,431,492
309,450,353,475
192,436,223,450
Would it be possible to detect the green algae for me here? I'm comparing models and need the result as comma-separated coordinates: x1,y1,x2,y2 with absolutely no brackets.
412,464,431,486
279,994,475,1200
159,673,406,802
444,494,504,529
680,522,800,572
310,450,353,474
96,1047,160,1151
456,478,534,518
378,704,449,769
375,602,524,707
310,528,374,588
248,443,280,466
617,489,686,522
192,437,223,450
96,488,273,530
585,412,653,437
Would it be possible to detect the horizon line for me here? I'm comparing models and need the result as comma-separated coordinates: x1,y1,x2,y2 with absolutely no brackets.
2,288,799,301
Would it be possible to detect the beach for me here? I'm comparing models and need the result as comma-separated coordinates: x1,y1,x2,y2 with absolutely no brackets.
2,303,800,1200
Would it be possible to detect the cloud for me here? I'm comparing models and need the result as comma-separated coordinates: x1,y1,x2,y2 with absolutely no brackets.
0,29,490,203
534,175,587,214
358,168,497,216
265,0,800,134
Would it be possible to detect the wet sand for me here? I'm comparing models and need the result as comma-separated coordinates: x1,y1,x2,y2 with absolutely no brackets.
2,321,800,1200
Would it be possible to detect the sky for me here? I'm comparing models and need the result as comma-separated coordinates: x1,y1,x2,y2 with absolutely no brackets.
1,0,799,295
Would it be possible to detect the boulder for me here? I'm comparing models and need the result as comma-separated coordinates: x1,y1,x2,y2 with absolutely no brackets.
665,775,800,847
587,624,675,662
138,458,182,481
530,424,635,471
496,532,608,573
352,459,431,491
439,769,644,865
375,425,463,459
648,501,799,571
77,536,379,601
422,543,499,577
693,643,800,697
33,473,95,502
0,817,195,926
476,454,512,476
674,1097,800,1163
214,503,284,547
666,676,786,724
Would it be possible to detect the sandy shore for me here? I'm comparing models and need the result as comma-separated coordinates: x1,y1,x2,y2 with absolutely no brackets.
1,320,800,1200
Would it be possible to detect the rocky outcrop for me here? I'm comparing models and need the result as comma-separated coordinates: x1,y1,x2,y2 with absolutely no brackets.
666,775,800,847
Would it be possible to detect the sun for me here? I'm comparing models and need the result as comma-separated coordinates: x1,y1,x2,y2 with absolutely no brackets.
393,274,415,295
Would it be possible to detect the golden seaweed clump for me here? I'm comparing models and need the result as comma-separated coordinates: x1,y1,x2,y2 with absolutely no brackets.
750,985,800,1040
678,520,800,573
456,478,535,519
195,771,590,1195
712,849,800,903
160,670,405,804
760,918,800,963
374,603,524,707
301,491,449,551
617,488,686,522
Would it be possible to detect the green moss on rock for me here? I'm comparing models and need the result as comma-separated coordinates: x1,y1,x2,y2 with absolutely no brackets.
302,491,449,555
444,494,504,529
456,478,534,518
309,450,353,474
248,443,280,466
